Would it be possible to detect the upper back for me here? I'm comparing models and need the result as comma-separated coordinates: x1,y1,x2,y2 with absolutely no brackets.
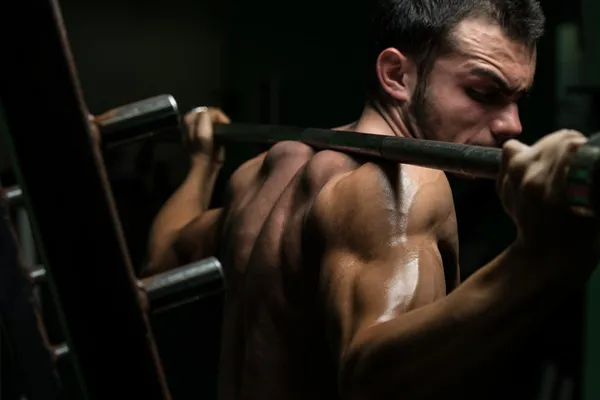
218,140,458,297
215,140,459,399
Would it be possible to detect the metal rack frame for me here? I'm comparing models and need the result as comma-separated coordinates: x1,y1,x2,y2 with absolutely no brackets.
0,0,171,398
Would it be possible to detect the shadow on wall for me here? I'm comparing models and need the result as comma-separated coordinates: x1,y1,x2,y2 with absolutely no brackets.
224,0,372,126
60,0,229,114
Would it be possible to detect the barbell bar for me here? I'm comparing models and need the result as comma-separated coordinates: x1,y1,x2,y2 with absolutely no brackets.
8,92,598,216
215,124,501,178
212,123,600,217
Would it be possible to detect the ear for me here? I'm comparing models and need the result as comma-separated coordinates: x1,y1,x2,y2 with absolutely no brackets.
376,48,416,102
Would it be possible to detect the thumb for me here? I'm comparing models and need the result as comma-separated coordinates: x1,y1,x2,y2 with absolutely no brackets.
195,109,213,140
497,139,529,196
502,139,529,158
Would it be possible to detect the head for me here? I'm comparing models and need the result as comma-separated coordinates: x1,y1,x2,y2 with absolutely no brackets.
368,0,544,147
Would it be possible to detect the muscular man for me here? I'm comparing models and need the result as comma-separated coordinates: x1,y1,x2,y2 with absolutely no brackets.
145,1,599,398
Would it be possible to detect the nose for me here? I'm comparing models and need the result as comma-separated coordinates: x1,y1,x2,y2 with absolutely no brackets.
490,103,522,144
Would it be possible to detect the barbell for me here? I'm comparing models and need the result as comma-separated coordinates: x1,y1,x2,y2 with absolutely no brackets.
8,93,600,303
7,93,600,216
212,124,600,217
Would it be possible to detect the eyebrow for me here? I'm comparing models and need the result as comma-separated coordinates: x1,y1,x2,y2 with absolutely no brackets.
469,67,530,96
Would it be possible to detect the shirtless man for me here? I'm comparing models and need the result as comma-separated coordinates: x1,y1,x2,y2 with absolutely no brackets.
144,0,599,398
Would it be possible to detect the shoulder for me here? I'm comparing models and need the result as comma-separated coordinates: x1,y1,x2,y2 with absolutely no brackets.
306,159,399,257
406,167,456,234
308,163,456,256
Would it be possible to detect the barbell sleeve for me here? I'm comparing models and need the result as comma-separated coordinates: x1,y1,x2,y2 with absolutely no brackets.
142,257,225,314
97,94,180,150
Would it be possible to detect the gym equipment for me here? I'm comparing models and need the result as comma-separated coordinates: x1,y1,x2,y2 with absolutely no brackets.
3,94,180,207
215,124,501,178
212,124,600,217
65,114,600,216
144,257,225,313
29,257,225,314
0,194,61,400
0,0,171,397
97,94,180,150
32,258,226,361
6,120,600,216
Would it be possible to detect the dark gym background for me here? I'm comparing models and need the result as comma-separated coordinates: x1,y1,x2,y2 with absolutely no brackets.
1,0,599,398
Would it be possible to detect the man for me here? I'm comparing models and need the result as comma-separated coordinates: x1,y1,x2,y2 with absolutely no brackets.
144,0,599,398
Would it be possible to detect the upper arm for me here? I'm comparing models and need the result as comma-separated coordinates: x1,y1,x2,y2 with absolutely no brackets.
308,165,453,363
144,208,223,276
174,207,224,264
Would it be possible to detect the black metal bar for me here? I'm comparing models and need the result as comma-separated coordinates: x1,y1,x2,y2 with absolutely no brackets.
0,0,171,398
213,124,501,179
0,191,61,400
214,124,600,216
54,117,501,179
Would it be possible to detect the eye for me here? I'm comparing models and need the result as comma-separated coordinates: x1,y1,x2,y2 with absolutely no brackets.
465,88,503,105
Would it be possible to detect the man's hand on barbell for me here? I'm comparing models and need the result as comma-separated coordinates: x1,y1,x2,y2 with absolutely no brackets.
498,129,600,271
184,107,231,165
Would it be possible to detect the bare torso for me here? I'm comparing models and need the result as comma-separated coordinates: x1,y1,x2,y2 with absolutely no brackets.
215,140,459,400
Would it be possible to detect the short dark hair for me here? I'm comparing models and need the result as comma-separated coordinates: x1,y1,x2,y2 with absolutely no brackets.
367,0,545,94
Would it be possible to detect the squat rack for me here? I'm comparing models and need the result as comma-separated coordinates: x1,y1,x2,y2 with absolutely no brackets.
0,0,171,398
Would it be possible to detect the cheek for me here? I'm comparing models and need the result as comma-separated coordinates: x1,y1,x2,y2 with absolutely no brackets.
427,85,487,142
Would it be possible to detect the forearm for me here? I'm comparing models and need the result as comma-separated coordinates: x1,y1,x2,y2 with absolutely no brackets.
341,243,595,399
147,157,219,272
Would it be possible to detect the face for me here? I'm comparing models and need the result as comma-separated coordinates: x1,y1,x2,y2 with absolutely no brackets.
381,18,537,147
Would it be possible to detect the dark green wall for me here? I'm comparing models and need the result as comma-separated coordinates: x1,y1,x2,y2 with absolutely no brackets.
586,269,600,400
581,0,600,398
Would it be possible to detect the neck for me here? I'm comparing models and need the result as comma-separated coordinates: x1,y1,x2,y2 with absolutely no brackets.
348,98,416,139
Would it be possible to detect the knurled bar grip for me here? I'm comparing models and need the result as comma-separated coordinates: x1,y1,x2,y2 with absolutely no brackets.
214,124,600,217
